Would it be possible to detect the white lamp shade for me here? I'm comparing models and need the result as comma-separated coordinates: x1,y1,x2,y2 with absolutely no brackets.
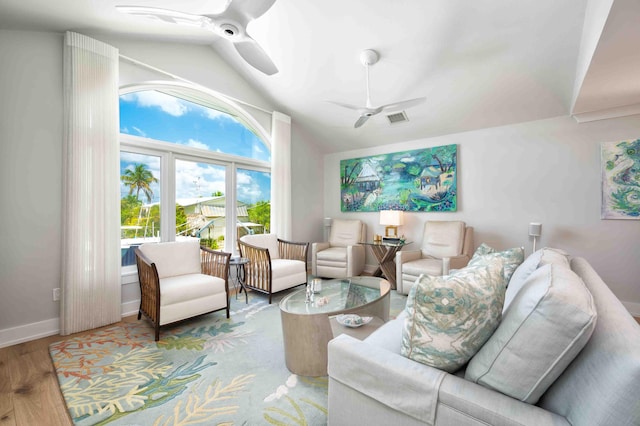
380,210,404,226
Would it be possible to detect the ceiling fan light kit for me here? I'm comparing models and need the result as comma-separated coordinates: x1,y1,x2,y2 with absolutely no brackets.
116,0,279,75
328,49,426,128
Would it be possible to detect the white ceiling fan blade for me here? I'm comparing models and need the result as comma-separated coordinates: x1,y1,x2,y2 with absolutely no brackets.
116,6,212,30
326,100,362,111
380,97,426,112
354,115,372,128
234,37,278,75
225,0,277,21
117,2,279,75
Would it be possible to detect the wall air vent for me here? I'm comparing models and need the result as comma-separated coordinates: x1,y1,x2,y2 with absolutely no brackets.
386,111,409,124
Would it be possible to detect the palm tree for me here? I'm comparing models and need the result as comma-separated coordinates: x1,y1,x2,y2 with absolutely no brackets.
121,163,158,203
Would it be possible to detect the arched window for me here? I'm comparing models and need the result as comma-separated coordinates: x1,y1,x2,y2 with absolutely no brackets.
119,82,271,267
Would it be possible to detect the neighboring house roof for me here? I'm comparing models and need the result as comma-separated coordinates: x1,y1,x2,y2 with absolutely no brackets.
201,205,249,217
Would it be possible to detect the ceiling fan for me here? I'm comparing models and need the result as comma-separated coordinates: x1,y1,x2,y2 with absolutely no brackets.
330,49,426,128
116,0,278,75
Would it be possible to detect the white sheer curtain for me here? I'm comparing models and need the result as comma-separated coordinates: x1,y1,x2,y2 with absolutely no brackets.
270,112,292,239
61,32,121,335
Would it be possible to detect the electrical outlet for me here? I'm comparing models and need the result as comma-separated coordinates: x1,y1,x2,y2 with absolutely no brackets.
53,288,61,301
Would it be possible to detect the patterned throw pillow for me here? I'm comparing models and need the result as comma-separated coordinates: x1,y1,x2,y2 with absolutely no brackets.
469,243,525,285
401,259,507,373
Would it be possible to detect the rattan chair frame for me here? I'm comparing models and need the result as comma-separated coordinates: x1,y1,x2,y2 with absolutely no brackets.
238,237,309,304
135,245,231,341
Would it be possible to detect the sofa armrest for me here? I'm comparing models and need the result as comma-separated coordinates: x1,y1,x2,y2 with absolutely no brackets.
437,374,570,426
328,334,445,425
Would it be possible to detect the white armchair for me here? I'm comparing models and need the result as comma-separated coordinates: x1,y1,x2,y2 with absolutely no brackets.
135,240,231,341
312,219,366,279
238,234,309,303
395,220,474,295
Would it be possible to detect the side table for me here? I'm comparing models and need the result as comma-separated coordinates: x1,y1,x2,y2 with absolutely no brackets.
229,257,250,304
361,241,411,289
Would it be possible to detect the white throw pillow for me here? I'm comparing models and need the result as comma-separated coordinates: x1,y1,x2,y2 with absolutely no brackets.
401,259,506,373
504,247,569,311
465,263,597,404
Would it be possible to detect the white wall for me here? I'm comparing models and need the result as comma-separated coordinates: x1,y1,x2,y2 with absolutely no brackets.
0,30,63,343
0,30,325,346
324,114,640,313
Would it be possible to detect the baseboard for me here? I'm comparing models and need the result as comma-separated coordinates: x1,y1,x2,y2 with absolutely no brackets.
0,317,60,349
122,300,140,318
0,299,142,349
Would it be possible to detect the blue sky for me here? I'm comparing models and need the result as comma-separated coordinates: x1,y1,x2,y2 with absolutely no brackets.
119,90,271,205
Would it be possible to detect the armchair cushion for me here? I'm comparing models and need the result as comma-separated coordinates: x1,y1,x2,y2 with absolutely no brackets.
401,258,507,372
316,246,348,263
465,263,597,404
421,221,465,258
139,240,201,278
161,273,226,306
401,257,443,277
329,219,364,247
271,259,308,293
241,233,281,259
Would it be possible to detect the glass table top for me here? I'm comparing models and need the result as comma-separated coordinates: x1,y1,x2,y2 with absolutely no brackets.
279,276,390,315
360,240,412,247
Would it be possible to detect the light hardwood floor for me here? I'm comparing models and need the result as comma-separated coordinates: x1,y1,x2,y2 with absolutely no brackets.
2,315,640,425
0,316,139,426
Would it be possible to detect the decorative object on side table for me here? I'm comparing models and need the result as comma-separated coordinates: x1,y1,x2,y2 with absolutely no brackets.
379,209,404,238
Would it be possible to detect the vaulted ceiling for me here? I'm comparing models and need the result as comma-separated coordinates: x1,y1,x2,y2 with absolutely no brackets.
1,0,639,152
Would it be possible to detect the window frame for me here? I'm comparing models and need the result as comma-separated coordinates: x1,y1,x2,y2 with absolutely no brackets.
119,82,271,278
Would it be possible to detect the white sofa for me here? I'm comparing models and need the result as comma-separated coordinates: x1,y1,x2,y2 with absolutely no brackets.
135,240,231,341
328,252,640,426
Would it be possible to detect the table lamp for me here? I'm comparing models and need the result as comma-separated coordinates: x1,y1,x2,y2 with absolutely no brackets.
380,210,404,238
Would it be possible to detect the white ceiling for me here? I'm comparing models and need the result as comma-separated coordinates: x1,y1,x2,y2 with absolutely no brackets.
1,0,639,152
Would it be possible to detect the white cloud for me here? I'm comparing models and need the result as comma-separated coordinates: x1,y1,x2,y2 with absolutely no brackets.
175,161,226,198
124,91,189,117
204,108,227,120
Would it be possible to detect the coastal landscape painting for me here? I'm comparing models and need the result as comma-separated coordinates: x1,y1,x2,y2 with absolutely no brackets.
340,144,457,212
601,138,640,219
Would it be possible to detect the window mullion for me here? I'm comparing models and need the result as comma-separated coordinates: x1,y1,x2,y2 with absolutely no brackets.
226,163,237,254
163,152,176,241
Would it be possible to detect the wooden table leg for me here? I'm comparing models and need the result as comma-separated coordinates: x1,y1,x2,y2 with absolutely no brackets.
367,245,400,289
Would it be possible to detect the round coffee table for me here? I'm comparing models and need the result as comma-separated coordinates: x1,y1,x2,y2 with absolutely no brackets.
279,276,391,376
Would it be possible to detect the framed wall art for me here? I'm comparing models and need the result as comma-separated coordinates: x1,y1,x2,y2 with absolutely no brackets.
601,138,640,219
340,144,457,212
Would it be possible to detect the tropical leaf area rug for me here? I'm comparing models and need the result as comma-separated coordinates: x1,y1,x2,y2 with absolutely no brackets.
50,285,408,426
